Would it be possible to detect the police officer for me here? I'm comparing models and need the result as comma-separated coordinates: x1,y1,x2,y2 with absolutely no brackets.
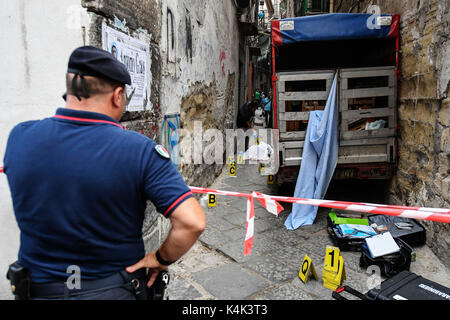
3,46,206,300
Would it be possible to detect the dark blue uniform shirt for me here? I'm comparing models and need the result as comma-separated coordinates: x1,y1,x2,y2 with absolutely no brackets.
3,108,193,283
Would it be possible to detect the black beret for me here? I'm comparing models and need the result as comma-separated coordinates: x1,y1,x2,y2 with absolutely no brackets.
68,46,131,85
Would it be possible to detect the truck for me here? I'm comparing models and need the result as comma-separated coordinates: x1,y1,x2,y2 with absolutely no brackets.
269,13,400,185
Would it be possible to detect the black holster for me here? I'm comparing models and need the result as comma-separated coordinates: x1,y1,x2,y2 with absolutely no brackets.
6,261,31,300
147,270,170,300
125,269,170,300
6,261,169,301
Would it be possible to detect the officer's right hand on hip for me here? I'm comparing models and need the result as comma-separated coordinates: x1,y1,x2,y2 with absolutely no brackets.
125,197,206,288
126,251,168,288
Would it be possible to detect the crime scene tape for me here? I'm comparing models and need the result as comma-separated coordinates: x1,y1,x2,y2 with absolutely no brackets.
245,195,255,256
190,186,450,256
1,165,449,255
190,186,450,222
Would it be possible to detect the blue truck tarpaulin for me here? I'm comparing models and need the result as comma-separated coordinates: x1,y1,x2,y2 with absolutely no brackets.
284,74,339,230
272,13,399,47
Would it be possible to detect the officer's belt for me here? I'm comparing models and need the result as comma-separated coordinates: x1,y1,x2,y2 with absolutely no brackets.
30,269,147,299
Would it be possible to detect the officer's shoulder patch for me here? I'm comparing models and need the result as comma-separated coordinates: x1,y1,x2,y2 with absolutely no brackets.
155,144,170,159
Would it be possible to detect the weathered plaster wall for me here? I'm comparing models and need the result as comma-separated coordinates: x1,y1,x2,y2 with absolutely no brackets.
159,0,240,186
0,0,90,299
336,0,449,266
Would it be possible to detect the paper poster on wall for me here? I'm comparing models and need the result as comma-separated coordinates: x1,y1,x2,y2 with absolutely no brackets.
102,23,151,112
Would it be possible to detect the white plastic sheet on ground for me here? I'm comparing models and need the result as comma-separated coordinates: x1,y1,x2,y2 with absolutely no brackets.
243,142,274,164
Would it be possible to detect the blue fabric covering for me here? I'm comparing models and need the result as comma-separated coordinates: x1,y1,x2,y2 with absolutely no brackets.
285,74,339,229
279,13,394,45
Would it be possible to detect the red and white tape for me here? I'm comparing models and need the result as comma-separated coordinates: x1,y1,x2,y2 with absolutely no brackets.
254,191,284,216
190,186,450,222
1,165,449,255
244,195,255,256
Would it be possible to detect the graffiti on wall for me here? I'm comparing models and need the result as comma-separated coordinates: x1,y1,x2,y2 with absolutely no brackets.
185,11,193,63
167,8,175,63
219,48,226,77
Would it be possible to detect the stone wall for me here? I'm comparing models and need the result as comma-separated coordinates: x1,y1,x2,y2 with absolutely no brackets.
334,0,449,266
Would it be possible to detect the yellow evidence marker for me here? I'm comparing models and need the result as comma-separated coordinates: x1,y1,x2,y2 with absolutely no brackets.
229,161,237,176
322,246,346,290
324,245,340,273
298,254,318,284
267,175,275,185
237,152,244,164
259,163,265,174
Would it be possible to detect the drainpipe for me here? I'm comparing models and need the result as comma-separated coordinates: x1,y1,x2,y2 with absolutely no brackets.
265,0,274,16
273,0,280,18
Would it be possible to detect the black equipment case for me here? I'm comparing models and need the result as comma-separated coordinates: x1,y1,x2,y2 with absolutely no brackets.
328,214,426,252
359,237,413,278
367,271,450,300
367,215,426,247
332,271,450,301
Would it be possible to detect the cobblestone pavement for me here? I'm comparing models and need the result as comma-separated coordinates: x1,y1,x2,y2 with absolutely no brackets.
166,164,450,300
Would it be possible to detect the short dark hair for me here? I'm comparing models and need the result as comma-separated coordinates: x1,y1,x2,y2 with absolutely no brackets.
66,73,125,97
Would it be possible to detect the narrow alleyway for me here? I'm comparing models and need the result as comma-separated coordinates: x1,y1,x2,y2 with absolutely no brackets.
166,163,450,300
